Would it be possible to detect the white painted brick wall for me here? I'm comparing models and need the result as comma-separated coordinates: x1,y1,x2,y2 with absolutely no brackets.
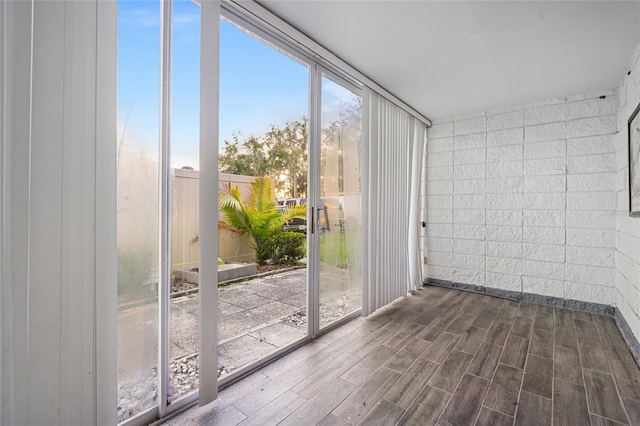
425,92,619,308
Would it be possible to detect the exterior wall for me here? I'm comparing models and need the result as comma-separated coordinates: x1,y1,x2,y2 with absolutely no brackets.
615,41,640,342
425,92,619,306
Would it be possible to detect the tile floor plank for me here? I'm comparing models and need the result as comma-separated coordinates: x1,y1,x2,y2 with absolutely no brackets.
384,322,424,349
514,391,551,426
384,338,431,373
577,338,609,373
202,406,246,426
293,351,361,399
533,312,554,331
609,358,640,401
485,321,511,346
397,385,450,426
340,345,397,386
467,342,503,380
554,344,583,385
455,326,488,355
589,414,628,426
383,357,439,409
583,369,629,424
553,379,590,426
356,399,405,426
501,335,529,369
574,318,600,342
475,407,514,426
281,379,357,426
483,364,524,416
529,328,553,359
332,367,400,425
428,350,474,393
436,373,489,426
237,390,306,426
511,315,534,339
522,355,553,398
622,398,640,426
422,332,461,363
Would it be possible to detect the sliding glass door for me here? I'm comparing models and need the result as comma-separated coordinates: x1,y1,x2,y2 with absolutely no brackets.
315,73,363,330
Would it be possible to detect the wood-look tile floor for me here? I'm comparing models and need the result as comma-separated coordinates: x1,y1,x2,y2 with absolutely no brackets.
166,286,640,426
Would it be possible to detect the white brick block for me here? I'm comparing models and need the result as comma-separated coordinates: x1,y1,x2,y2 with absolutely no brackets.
486,210,522,226
487,145,523,163
428,209,453,224
487,225,522,242
486,193,523,210
522,210,565,227
427,166,453,181
523,175,566,193
488,105,524,116
566,135,615,156
566,210,616,229
428,137,453,153
453,268,485,285
453,133,487,150
454,194,485,210
452,253,485,271
453,210,485,225
523,193,565,210
454,164,485,180
454,179,485,194
487,128,524,146
522,277,564,298
565,264,615,286
486,272,522,292
426,251,452,267
487,161,523,178
428,180,454,195
522,260,564,280
523,227,565,244
524,140,566,160
524,157,566,176
454,148,486,165
427,195,453,209
565,283,615,305
617,231,639,261
566,173,616,192
524,103,567,126
616,149,628,172
525,122,567,143
523,243,565,262
487,256,523,275
453,224,486,240
427,151,453,167
427,224,452,238
566,116,617,138
616,251,640,287
566,228,615,248
569,154,616,175
486,177,523,194
453,239,486,255
455,116,486,136
617,216,640,238
486,241,522,259
429,122,454,139
566,192,616,211
427,237,452,253
425,265,452,281
617,271,640,310
487,111,523,131
566,246,614,267
617,169,628,192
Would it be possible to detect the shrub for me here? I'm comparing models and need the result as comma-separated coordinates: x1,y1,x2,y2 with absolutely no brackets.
266,232,306,265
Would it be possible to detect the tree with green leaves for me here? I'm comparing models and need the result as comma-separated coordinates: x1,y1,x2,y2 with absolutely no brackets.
218,177,306,264
218,118,308,198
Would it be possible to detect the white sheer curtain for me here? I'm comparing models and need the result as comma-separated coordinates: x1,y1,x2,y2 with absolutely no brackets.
362,88,427,316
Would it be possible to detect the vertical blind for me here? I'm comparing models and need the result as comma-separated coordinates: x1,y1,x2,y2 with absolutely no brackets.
362,88,427,316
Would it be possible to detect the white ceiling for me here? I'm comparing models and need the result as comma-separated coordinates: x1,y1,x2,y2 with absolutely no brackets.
257,1,640,120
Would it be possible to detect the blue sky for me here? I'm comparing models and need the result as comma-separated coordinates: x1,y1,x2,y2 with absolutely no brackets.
118,0,353,170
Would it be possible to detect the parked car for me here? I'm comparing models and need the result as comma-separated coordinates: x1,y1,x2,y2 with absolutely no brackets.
279,197,345,234
280,198,307,233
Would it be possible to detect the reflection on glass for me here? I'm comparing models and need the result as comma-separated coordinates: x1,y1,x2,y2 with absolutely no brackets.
319,77,362,328
169,0,201,402
116,0,160,421
217,18,309,378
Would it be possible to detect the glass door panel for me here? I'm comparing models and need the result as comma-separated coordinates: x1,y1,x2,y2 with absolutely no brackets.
217,17,310,379
318,75,362,329
116,0,160,421
169,0,201,403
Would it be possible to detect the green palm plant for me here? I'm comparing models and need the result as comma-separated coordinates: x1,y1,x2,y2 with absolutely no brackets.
219,177,306,264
